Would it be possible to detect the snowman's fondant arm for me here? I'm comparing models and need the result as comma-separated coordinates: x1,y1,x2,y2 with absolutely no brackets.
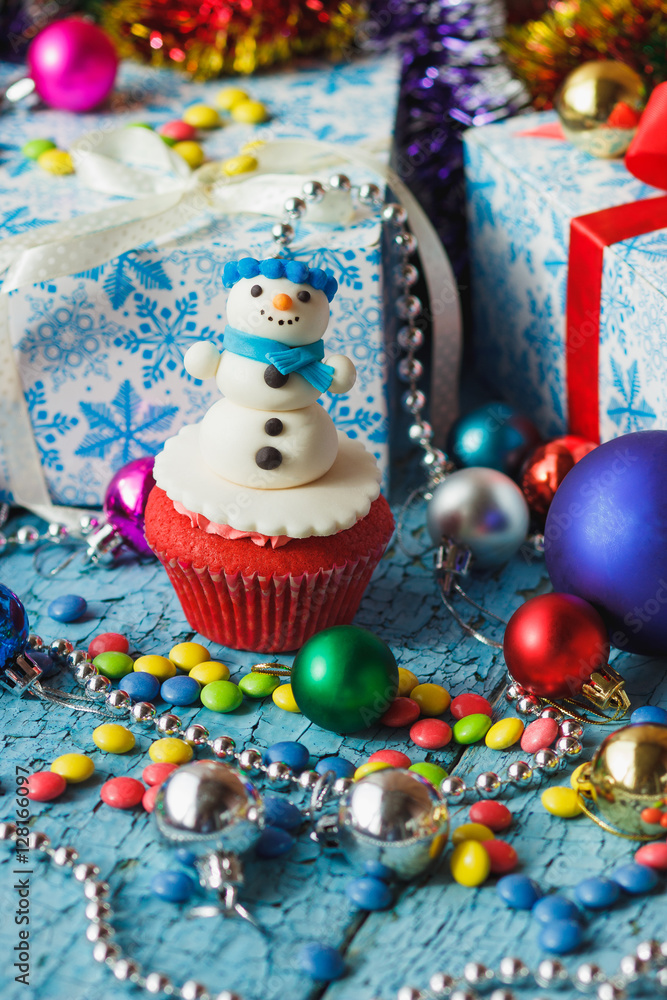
184,341,222,380
326,354,356,394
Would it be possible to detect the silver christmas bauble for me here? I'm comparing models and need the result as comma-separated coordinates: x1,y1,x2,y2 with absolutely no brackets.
427,468,529,568
338,768,449,880
154,761,263,855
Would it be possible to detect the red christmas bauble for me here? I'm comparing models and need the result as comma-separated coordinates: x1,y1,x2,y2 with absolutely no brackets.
503,593,610,700
520,435,597,525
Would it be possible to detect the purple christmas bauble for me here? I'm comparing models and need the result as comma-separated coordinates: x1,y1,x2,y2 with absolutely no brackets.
544,430,667,655
104,457,156,559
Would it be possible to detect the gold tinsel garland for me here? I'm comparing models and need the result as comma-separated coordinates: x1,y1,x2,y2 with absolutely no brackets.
99,0,366,79
502,0,667,110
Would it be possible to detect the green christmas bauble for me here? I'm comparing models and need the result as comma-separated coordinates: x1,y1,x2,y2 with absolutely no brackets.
291,625,398,734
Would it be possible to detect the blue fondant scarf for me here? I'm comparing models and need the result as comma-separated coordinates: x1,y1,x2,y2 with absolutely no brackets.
223,324,335,393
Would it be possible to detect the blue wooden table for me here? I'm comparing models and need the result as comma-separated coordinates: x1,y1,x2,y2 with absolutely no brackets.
0,498,665,1000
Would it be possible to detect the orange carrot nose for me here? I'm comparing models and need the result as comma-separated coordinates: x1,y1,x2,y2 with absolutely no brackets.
272,293,293,311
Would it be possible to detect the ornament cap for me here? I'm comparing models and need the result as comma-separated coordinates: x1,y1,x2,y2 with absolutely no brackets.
581,663,630,715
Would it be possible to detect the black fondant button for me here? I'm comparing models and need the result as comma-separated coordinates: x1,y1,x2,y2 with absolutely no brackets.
264,364,289,388
256,446,283,470
265,418,283,436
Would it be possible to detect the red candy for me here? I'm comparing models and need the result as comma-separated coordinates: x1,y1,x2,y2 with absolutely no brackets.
142,762,179,787
379,697,421,728
469,800,512,832
641,807,663,825
26,771,67,802
368,749,412,768
142,784,161,812
409,718,452,750
159,119,196,141
635,843,667,870
88,632,129,658
100,776,145,809
482,839,518,874
450,693,493,720
520,717,558,753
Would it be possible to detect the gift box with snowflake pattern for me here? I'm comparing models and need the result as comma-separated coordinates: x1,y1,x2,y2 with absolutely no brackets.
0,53,401,506
463,112,667,443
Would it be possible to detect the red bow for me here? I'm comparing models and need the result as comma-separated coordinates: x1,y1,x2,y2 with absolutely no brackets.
625,81,667,188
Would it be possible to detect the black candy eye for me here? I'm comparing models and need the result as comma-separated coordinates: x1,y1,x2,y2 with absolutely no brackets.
251,284,262,297
297,290,311,302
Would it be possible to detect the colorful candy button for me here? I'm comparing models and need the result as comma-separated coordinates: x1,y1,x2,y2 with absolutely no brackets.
100,776,144,809
485,717,524,750
93,651,134,679
380,697,420,727
142,785,160,812
38,149,73,175
367,749,411,768
89,632,129,658
346,876,393,911
169,642,210,672
256,826,295,858
640,807,663,825
482,839,518,875
173,140,204,168
134,655,176,681
538,919,583,955
630,705,667,725
315,756,355,779
50,753,94,783
263,795,303,831
221,153,258,176
409,762,448,787
160,675,201,706
612,863,659,895
22,137,56,160
48,593,87,623
216,86,249,110
189,661,230,685
450,840,491,887
397,667,419,697
635,843,667,870
469,801,512,832
532,895,581,925
142,762,178,786
265,741,309,771
452,822,495,845
410,718,452,750
410,682,450,716
151,870,195,903
298,943,345,981
201,680,242,713
496,874,542,909
453,713,492,744
239,671,279,698
575,877,620,909
182,104,221,129
272,683,300,713
231,99,269,123
570,761,591,790
450,693,493,719
158,120,196,141
541,786,583,818
521,717,559,752
149,738,193,764
26,771,66,801
354,760,392,781
92,723,135,754
120,671,160,703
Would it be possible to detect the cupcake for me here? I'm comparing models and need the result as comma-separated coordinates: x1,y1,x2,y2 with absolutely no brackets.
144,256,394,652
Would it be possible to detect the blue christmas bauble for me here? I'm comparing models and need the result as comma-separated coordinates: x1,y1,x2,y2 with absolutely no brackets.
447,402,541,476
0,583,29,669
544,430,667,654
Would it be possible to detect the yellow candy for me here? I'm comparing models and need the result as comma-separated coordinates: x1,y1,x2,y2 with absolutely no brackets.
451,822,495,845
92,723,135,755
149,737,193,764
134,654,176,681
216,86,250,110
189,660,230,685
221,153,258,176
570,761,592,791
173,140,205,169
485,716,525,750
50,753,94,783
541,786,584,818
354,760,392,781
272,683,300,713
450,840,491,887
240,139,266,154
169,642,210,672
410,682,451,716
182,104,221,129
397,667,419,697
37,149,74,175
231,99,269,124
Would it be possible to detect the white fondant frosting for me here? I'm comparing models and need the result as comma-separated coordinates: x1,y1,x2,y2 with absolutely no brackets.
154,425,381,538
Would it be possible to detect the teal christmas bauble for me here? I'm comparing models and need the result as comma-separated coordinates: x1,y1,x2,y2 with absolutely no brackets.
448,402,541,476
291,626,398,734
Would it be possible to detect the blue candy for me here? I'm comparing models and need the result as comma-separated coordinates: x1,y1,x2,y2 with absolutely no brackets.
263,795,303,831
612,863,660,895
174,848,197,868
363,859,394,881
31,650,59,679
255,826,295,859
315,756,355,779
574,877,620,910
346,876,393,911
151,870,195,903
630,705,667,726
264,740,309,771
160,675,201,706
497,874,543,910
532,895,581,925
538,918,583,955
120,671,160,703
298,943,345,981
48,594,87,623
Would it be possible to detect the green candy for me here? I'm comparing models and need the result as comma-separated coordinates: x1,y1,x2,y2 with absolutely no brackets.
126,122,154,129
291,625,398,734
160,134,178,146
409,762,448,787
453,713,493,745
93,651,134,679
239,672,280,699
201,680,243,713
22,138,56,160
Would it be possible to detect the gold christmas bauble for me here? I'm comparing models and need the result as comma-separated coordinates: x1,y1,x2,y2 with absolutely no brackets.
581,723,667,838
555,60,646,158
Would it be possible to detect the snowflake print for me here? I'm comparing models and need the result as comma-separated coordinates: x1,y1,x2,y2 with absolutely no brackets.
76,379,178,468
166,246,230,304
287,247,364,290
78,252,173,309
326,394,387,444
25,381,78,472
328,297,384,392
0,206,52,236
607,358,656,432
524,290,557,358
